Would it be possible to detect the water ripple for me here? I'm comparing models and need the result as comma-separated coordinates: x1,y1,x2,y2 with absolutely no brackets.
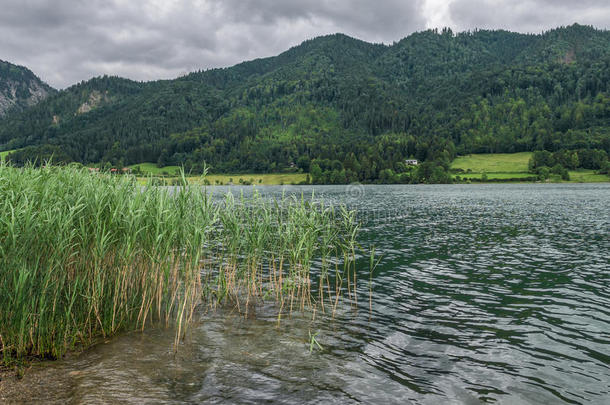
10,184,610,404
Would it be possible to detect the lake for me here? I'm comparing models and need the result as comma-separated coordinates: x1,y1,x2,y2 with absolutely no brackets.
10,184,610,404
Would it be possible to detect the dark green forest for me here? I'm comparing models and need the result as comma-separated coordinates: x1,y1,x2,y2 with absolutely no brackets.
1,24,609,183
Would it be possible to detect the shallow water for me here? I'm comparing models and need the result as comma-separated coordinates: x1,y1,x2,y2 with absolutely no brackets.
11,184,610,404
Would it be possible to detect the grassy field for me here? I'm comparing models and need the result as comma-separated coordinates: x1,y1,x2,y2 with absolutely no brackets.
451,152,532,173
190,173,308,185
128,162,181,176
451,152,533,182
129,163,309,185
457,172,535,180
451,152,608,183
0,149,16,162
567,169,609,182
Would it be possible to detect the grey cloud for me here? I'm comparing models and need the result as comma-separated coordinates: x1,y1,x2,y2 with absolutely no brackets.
0,0,427,88
0,1,608,89
449,0,610,33
216,0,425,38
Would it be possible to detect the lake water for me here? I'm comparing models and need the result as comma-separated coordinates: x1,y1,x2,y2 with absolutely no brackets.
11,184,610,404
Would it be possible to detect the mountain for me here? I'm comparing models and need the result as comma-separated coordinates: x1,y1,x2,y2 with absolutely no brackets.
0,60,55,117
1,24,609,183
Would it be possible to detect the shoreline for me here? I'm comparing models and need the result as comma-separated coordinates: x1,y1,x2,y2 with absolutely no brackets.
137,177,610,186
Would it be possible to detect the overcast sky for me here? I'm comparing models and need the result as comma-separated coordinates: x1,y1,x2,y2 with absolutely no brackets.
1,0,609,89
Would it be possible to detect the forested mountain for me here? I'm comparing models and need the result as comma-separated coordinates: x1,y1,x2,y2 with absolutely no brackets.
0,60,55,117
1,24,609,183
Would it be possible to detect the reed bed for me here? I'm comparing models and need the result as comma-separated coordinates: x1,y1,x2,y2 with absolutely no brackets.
203,191,359,319
0,164,359,366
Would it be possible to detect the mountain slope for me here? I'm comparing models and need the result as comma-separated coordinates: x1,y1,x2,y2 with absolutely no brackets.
0,60,55,117
1,25,609,181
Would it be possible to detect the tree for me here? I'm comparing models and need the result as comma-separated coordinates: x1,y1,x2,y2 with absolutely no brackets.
537,166,550,181
296,155,311,172
570,152,579,169
2,26,610,184
310,163,323,184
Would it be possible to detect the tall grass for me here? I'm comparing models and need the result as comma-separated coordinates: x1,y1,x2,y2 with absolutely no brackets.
0,164,359,365
202,191,359,319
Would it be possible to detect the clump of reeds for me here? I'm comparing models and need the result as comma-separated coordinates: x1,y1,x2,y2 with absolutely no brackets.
201,191,360,320
0,164,360,366
0,164,210,365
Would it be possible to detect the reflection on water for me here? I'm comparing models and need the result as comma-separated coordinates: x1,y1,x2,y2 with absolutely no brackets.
7,184,610,404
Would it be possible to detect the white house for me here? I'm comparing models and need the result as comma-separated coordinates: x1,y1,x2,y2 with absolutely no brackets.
405,159,419,166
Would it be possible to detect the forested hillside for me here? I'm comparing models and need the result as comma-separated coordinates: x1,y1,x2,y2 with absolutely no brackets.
1,24,609,183
0,60,55,117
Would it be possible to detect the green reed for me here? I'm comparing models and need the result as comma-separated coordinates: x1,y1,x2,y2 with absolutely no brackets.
203,191,359,319
0,164,359,366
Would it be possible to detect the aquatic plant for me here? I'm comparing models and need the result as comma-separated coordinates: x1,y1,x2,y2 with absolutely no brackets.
0,164,359,366
308,330,323,353
201,191,359,318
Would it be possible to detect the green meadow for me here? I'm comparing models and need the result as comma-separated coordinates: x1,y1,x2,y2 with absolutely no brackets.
451,152,532,173
192,173,308,185
451,153,533,181
451,153,608,182
0,149,17,162
457,172,535,180
128,162,182,176
567,169,609,183
129,163,309,185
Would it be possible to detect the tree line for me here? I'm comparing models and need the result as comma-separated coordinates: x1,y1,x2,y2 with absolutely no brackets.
1,25,609,183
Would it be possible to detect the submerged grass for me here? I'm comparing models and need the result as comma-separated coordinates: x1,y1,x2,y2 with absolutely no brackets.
0,164,359,366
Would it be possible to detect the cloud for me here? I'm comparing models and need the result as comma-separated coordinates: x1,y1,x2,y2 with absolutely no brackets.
0,1,608,89
448,0,610,33
0,0,426,88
